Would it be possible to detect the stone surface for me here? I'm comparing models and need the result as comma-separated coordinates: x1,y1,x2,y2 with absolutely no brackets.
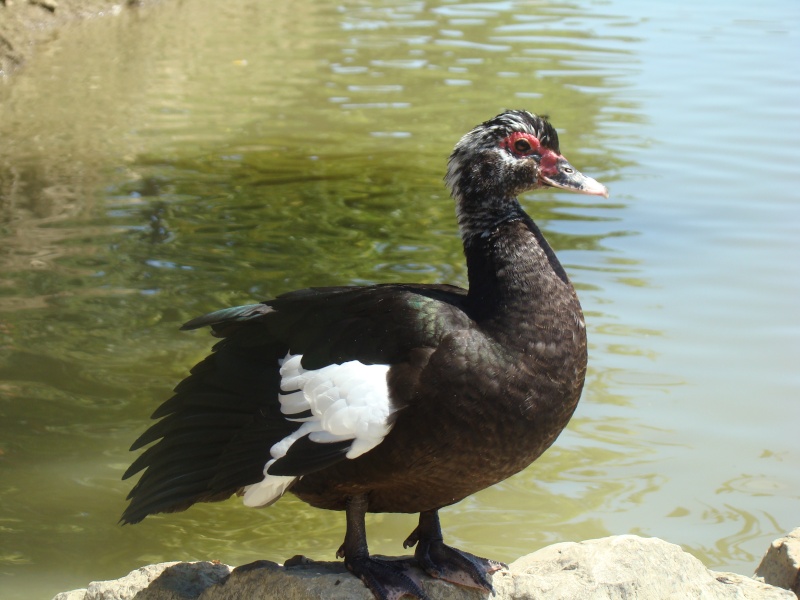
508,535,792,600
53,561,233,600
754,527,800,596
52,535,797,600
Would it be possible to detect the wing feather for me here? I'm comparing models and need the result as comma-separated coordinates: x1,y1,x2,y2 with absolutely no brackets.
122,283,473,522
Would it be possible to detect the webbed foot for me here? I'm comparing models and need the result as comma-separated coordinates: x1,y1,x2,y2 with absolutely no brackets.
339,551,428,600
403,510,506,594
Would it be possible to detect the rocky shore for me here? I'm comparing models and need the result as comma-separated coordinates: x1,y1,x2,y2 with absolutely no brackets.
53,530,800,600
0,0,164,77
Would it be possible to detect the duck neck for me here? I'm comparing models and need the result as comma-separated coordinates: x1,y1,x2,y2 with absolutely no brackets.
458,195,574,321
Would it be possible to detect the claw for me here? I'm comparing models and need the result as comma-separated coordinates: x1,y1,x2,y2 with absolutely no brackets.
402,527,420,549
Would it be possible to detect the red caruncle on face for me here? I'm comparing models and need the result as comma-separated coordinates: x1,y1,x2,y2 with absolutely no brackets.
499,132,562,177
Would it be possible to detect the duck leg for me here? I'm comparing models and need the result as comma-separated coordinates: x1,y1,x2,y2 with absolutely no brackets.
338,494,428,600
403,510,505,593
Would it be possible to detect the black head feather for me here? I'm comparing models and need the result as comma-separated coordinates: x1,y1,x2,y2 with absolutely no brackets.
449,110,560,160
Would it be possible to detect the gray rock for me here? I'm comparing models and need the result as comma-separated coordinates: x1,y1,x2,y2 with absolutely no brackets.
754,527,800,596
508,535,793,600
52,534,797,600
53,561,232,600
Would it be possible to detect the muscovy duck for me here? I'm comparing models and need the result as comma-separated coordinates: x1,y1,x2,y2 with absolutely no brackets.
121,110,608,600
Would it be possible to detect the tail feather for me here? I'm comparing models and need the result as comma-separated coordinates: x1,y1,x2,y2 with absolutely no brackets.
123,437,230,482
151,390,256,420
126,465,221,501
122,305,297,523
180,304,273,332
129,411,248,451
122,472,230,524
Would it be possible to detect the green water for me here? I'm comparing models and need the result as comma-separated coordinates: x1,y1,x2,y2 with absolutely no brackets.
1,0,798,598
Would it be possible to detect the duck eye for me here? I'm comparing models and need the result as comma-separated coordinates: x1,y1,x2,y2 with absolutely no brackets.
514,138,532,154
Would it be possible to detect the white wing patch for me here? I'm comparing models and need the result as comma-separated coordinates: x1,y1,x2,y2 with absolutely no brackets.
242,353,394,508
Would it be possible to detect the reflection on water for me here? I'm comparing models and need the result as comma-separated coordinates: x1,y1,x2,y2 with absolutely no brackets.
1,0,798,598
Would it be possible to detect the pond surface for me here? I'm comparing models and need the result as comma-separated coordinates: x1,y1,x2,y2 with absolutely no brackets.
1,0,798,598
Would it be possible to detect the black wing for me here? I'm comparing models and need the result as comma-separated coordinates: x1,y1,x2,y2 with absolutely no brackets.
121,283,472,524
